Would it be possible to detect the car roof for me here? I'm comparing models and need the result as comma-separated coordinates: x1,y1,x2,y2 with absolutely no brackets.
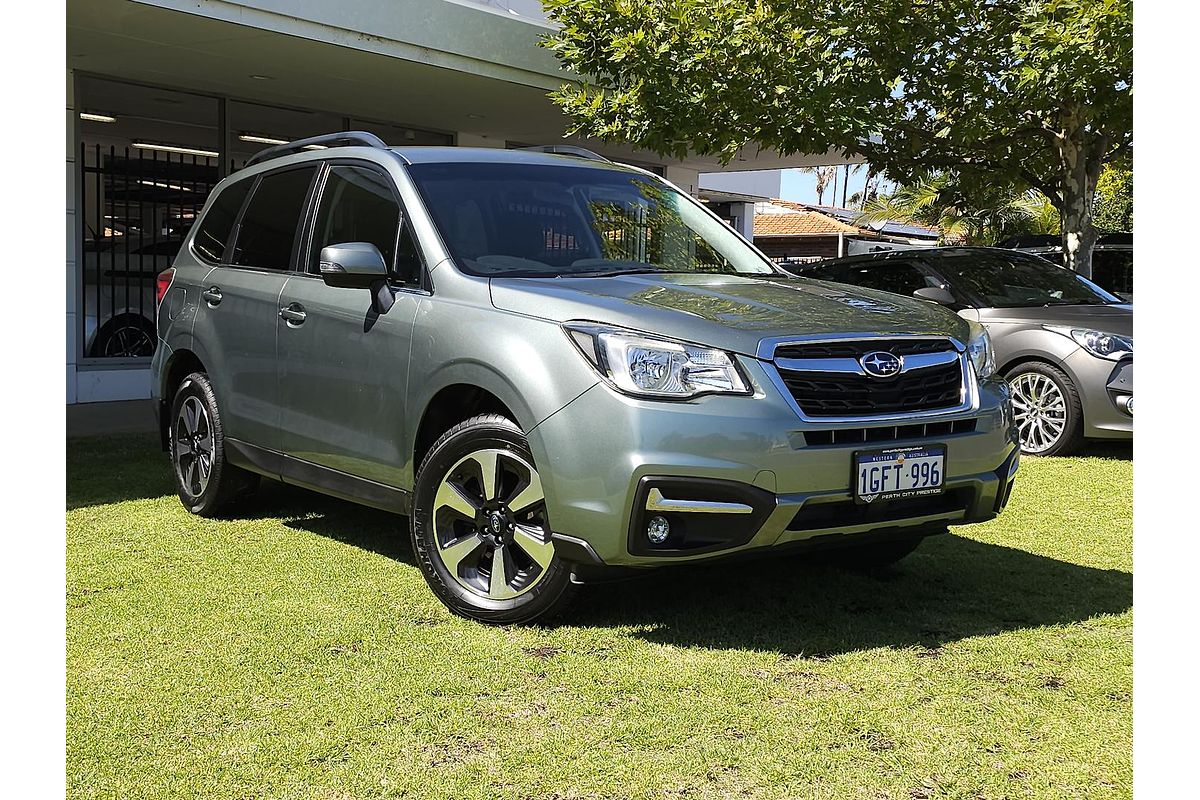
804,246,1015,266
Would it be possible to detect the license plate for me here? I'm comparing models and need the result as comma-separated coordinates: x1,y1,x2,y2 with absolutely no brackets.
853,445,946,503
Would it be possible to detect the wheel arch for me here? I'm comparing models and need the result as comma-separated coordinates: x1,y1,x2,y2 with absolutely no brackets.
158,347,209,450
411,381,520,483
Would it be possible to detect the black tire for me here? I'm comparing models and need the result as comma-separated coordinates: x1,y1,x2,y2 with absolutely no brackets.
820,534,930,571
411,414,577,625
1005,361,1085,457
169,372,260,517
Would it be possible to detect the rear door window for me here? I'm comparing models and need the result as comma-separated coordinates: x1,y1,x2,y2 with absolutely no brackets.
193,178,252,263
229,166,318,271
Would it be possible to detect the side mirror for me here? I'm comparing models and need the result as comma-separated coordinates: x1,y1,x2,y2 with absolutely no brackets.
318,242,388,289
913,286,957,306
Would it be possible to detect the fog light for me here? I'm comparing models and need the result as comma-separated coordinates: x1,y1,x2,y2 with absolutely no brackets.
646,515,670,544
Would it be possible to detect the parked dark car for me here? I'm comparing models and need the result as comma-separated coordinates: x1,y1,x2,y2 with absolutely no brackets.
784,247,1131,456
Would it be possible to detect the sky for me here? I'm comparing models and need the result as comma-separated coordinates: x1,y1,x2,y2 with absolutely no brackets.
778,167,895,207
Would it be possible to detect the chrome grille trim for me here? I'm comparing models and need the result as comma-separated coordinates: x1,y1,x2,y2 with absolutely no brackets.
760,334,979,424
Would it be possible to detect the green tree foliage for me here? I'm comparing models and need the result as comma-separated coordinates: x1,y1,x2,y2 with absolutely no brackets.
857,172,1059,245
1094,164,1133,233
543,0,1132,277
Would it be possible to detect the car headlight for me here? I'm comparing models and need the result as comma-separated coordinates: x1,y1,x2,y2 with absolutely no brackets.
564,322,750,399
1044,326,1133,360
966,321,995,378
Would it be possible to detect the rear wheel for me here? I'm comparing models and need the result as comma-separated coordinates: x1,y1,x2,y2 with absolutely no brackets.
411,414,576,624
1006,362,1084,456
169,372,259,516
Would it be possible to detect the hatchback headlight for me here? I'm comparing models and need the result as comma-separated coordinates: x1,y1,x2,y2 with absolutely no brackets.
564,323,749,399
966,321,995,378
1044,326,1133,360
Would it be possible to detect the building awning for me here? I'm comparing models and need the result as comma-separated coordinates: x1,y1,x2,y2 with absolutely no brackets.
68,0,853,173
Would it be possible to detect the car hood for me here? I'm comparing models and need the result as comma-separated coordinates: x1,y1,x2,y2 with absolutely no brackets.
490,273,969,357
980,303,1132,337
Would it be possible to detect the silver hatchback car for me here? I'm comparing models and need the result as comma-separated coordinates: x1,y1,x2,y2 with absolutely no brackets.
788,248,1132,456
152,133,1018,623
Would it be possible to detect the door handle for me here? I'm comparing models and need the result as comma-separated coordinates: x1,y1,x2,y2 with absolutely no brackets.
201,286,223,306
279,302,307,325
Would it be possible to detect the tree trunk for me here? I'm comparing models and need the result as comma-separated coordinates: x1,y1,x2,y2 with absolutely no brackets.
1057,106,1101,278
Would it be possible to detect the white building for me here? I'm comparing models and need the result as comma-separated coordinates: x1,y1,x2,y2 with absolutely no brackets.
66,0,837,406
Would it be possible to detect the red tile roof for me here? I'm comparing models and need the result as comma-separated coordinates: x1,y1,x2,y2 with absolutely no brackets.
754,201,866,237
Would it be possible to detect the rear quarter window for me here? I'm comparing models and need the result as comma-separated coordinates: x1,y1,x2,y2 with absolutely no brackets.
192,178,252,263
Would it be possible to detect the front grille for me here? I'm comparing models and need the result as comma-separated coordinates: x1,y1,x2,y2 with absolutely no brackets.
787,488,972,532
775,339,949,360
779,361,963,416
803,419,976,447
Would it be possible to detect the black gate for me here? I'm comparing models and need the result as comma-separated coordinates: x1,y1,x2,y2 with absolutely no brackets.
78,144,220,358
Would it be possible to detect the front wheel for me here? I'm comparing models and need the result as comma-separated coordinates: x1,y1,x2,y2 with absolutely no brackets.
411,414,577,624
1006,362,1084,456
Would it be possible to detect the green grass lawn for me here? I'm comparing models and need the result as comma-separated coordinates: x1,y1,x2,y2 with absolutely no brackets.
67,436,1131,800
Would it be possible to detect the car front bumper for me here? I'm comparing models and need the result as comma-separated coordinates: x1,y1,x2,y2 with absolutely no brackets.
1064,351,1133,439
527,360,1019,568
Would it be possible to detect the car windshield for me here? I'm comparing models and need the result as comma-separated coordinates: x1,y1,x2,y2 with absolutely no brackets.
936,251,1121,308
405,162,778,277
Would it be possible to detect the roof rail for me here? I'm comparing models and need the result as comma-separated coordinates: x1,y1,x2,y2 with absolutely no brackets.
243,131,388,168
518,145,611,163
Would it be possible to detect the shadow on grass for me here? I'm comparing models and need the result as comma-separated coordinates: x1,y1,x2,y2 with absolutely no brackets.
69,437,1130,656
572,534,1131,656
251,480,417,565
255,479,1130,656
1075,440,1132,461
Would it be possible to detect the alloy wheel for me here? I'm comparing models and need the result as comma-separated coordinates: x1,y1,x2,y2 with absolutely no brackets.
101,324,156,357
1009,371,1068,454
174,396,215,496
431,448,555,600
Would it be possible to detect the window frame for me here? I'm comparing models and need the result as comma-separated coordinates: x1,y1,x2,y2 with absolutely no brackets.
222,163,322,274
297,159,430,293
189,174,256,268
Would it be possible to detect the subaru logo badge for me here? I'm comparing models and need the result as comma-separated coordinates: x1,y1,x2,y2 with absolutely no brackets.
860,351,902,378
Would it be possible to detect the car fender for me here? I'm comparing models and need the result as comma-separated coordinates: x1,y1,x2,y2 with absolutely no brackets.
405,305,600,483
991,324,1084,386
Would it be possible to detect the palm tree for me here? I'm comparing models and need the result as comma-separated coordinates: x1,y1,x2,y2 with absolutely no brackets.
798,166,837,205
856,173,1059,245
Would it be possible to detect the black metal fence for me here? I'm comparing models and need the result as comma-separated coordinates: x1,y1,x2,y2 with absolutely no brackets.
79,143,220,358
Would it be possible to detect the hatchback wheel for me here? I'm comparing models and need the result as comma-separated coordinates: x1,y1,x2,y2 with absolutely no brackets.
170,372,259,516
411,414,576,624
1006,362,1084,456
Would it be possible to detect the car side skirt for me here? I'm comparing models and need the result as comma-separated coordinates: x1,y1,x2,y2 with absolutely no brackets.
224,438,412,515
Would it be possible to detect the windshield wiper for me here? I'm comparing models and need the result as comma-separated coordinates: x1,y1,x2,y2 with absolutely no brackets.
557,266,673,278
1042,298,1106,307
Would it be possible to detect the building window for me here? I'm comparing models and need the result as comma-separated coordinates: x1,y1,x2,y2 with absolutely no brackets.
75,77,452,360
77,77,220,359
227,101,347,173
349,118,454,147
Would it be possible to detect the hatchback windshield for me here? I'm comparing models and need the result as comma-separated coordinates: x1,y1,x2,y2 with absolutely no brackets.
406,162,777,278
936,251,1121,308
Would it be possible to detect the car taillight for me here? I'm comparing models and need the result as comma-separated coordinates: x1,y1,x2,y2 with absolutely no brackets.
156,268,175,307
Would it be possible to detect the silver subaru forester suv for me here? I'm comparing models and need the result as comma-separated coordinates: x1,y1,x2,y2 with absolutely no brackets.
152,133,1018,623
